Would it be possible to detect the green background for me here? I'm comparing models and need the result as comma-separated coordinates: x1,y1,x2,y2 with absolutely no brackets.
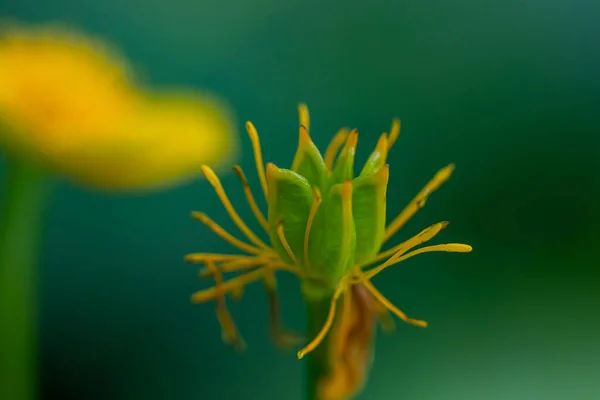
1,0,599,399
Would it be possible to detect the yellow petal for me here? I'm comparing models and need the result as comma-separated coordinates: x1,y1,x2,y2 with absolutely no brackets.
51,91,238,190
0,22,137,148
0,21,238,191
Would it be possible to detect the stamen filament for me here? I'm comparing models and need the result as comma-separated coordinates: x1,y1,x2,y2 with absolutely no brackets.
387,118,401,150
199,257,268,278
185,253,257,263
233,165,269,232
231,286,245,300
297,278,347,359
277,221,298,265
383,164,455,243
360,277,427,328
201,165,270,250
298,103,310,132
303,187,322,273
191,268,267,303
205,261,246,350
359,221,449,268
245,121,269,199
263,270,305,348
191,212,261,255
267,262,306,277
364,243,472,280
324,128,350,171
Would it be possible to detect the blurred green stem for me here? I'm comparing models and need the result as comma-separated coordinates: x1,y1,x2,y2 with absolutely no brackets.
0,158,49,400
305,295,334,400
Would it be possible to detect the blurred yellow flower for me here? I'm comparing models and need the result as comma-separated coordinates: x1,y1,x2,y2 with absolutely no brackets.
0,22,237,190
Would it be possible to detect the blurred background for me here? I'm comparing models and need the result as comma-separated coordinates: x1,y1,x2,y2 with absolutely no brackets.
1,0,599,399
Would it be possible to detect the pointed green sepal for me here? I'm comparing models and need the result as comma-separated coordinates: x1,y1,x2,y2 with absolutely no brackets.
359,133,389,177
307,181,356,282
352,164,389,264
291,125,328,191
329,129,358,186
266,163,313,265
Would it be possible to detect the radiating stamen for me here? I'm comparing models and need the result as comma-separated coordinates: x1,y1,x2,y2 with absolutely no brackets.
291,125,314,171
298,103,310,133
192,268,267,303
360,221,449,268
191,212,261,255
185,253,256,263
205,261,246,350
201,165,270,250
360,277,427,328
277,220,298,265
359,133,389,177
374,304,397,333
266,261,306,276
297,278,347,359
364,243,472,280
304,187,322,273
199,257,268,278
383,164,455,243
263,270,305,348
231,285,245,301
245,121,269,198
233,165,269,233
324,128,350,171
387,118,401,150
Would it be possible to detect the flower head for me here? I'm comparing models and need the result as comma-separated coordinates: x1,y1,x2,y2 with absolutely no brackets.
188,104,471,346
187,104,471,397
0,22,237,190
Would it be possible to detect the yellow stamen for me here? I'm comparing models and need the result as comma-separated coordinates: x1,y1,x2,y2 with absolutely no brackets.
374,133,389,164
360,221,449,268
291,125,313,171
297,278,347,359
277,220,298,265
185,253,255,263
324,128,350,171
364,243,472,280
344,129,359,155
231,286,245,300
360,277,427,328
245,121,269,198
387,118,401,150
263,270,305,348
298,103,310,132
201,165,270,250
191,268,267,303
267,262,306,276
191,212,260,255
233,165,269,233
383,164,455,243
205,261,246,350
199,257,268,278
303,187,322,273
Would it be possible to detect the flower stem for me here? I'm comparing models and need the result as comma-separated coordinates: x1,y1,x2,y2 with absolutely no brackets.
304,295,334,400
0,158,49,400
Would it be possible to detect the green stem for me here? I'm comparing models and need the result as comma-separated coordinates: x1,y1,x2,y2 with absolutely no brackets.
0,158,49,400
304,295,334,400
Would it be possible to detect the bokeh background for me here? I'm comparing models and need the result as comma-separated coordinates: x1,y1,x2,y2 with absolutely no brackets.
1,0,599,399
